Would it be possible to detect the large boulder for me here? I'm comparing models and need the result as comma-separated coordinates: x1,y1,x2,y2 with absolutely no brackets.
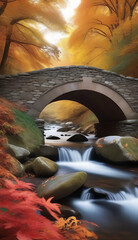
67,134,88,142
31,156,58,177
94,136,138,162
7,144,30,161
37,171,87,200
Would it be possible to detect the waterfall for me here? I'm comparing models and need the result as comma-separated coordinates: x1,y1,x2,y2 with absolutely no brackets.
58,147,93,162
94,187,138,201
134,187,138,197
80,187,138,201
81,188,92,200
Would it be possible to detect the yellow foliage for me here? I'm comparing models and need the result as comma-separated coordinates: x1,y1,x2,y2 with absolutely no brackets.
0,0,67,74
68,0,138,77
40,100,98,128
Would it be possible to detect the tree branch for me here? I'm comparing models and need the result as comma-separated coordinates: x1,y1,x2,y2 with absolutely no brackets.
0,25,12,73
94,19,113,35
126,0,138,18
93,27,112,42
0,2,7,15
11,39,43,49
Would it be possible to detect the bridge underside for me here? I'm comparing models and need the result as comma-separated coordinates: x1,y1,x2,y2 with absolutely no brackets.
28,80,135,122
52,90,126,122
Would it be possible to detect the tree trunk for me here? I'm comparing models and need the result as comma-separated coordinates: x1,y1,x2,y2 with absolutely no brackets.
0,2,7,16
0,26,12,73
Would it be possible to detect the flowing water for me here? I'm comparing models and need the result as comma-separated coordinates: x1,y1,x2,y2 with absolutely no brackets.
44,123,138,239
56,147,138,240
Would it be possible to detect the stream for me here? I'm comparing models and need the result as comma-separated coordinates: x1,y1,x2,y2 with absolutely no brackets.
44,123,138,240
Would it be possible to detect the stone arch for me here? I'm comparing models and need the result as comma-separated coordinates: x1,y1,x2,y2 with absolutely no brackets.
28,78,135,122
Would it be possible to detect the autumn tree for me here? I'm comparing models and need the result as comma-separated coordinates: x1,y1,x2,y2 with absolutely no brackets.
69,0,138,77
0,0,67,74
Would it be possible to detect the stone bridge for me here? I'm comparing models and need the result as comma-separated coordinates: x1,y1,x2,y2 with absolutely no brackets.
0,66,137,123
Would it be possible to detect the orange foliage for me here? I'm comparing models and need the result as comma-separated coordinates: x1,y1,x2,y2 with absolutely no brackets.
56,216,98,240
0,0,67,74
0,137,17,185
68,0,138,77
0,98,23,136
0,98,24,184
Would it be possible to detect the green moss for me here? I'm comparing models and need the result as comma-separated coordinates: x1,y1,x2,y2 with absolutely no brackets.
7,108,43,154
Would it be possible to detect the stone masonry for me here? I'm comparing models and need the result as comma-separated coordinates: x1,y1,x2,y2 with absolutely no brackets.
0,66,137,113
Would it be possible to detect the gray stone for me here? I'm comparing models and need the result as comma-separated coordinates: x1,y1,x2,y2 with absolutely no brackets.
37,172,87,200
0,66,137,128
7,144,30,161
40,145,59,161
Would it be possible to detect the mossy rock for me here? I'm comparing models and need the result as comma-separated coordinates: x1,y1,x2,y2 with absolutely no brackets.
32,157,58,177
7,109,43,155
37,171,87,200
95,136,138,162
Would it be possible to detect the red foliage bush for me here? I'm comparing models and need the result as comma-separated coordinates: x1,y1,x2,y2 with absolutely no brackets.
0,179,65,240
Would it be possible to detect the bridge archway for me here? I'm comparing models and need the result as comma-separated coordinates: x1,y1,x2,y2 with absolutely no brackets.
28,79,135,122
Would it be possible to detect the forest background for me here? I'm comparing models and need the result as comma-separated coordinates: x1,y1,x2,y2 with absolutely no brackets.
0,0,137,77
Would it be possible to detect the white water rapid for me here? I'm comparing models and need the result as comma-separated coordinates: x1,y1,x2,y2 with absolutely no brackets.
58,147,134,179
80,187,138,201
58,147,93,162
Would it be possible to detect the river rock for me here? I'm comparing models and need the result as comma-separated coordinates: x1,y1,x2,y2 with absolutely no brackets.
31,156,58,177
67,134,88,142
57,127,71,132
40,145,59,161
40,204,81,220
7,144,30,161
24,159,34,173
37,171,87,200
8,157,25,177
95,136,138,162
59,205,81,219
46,135,60,140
